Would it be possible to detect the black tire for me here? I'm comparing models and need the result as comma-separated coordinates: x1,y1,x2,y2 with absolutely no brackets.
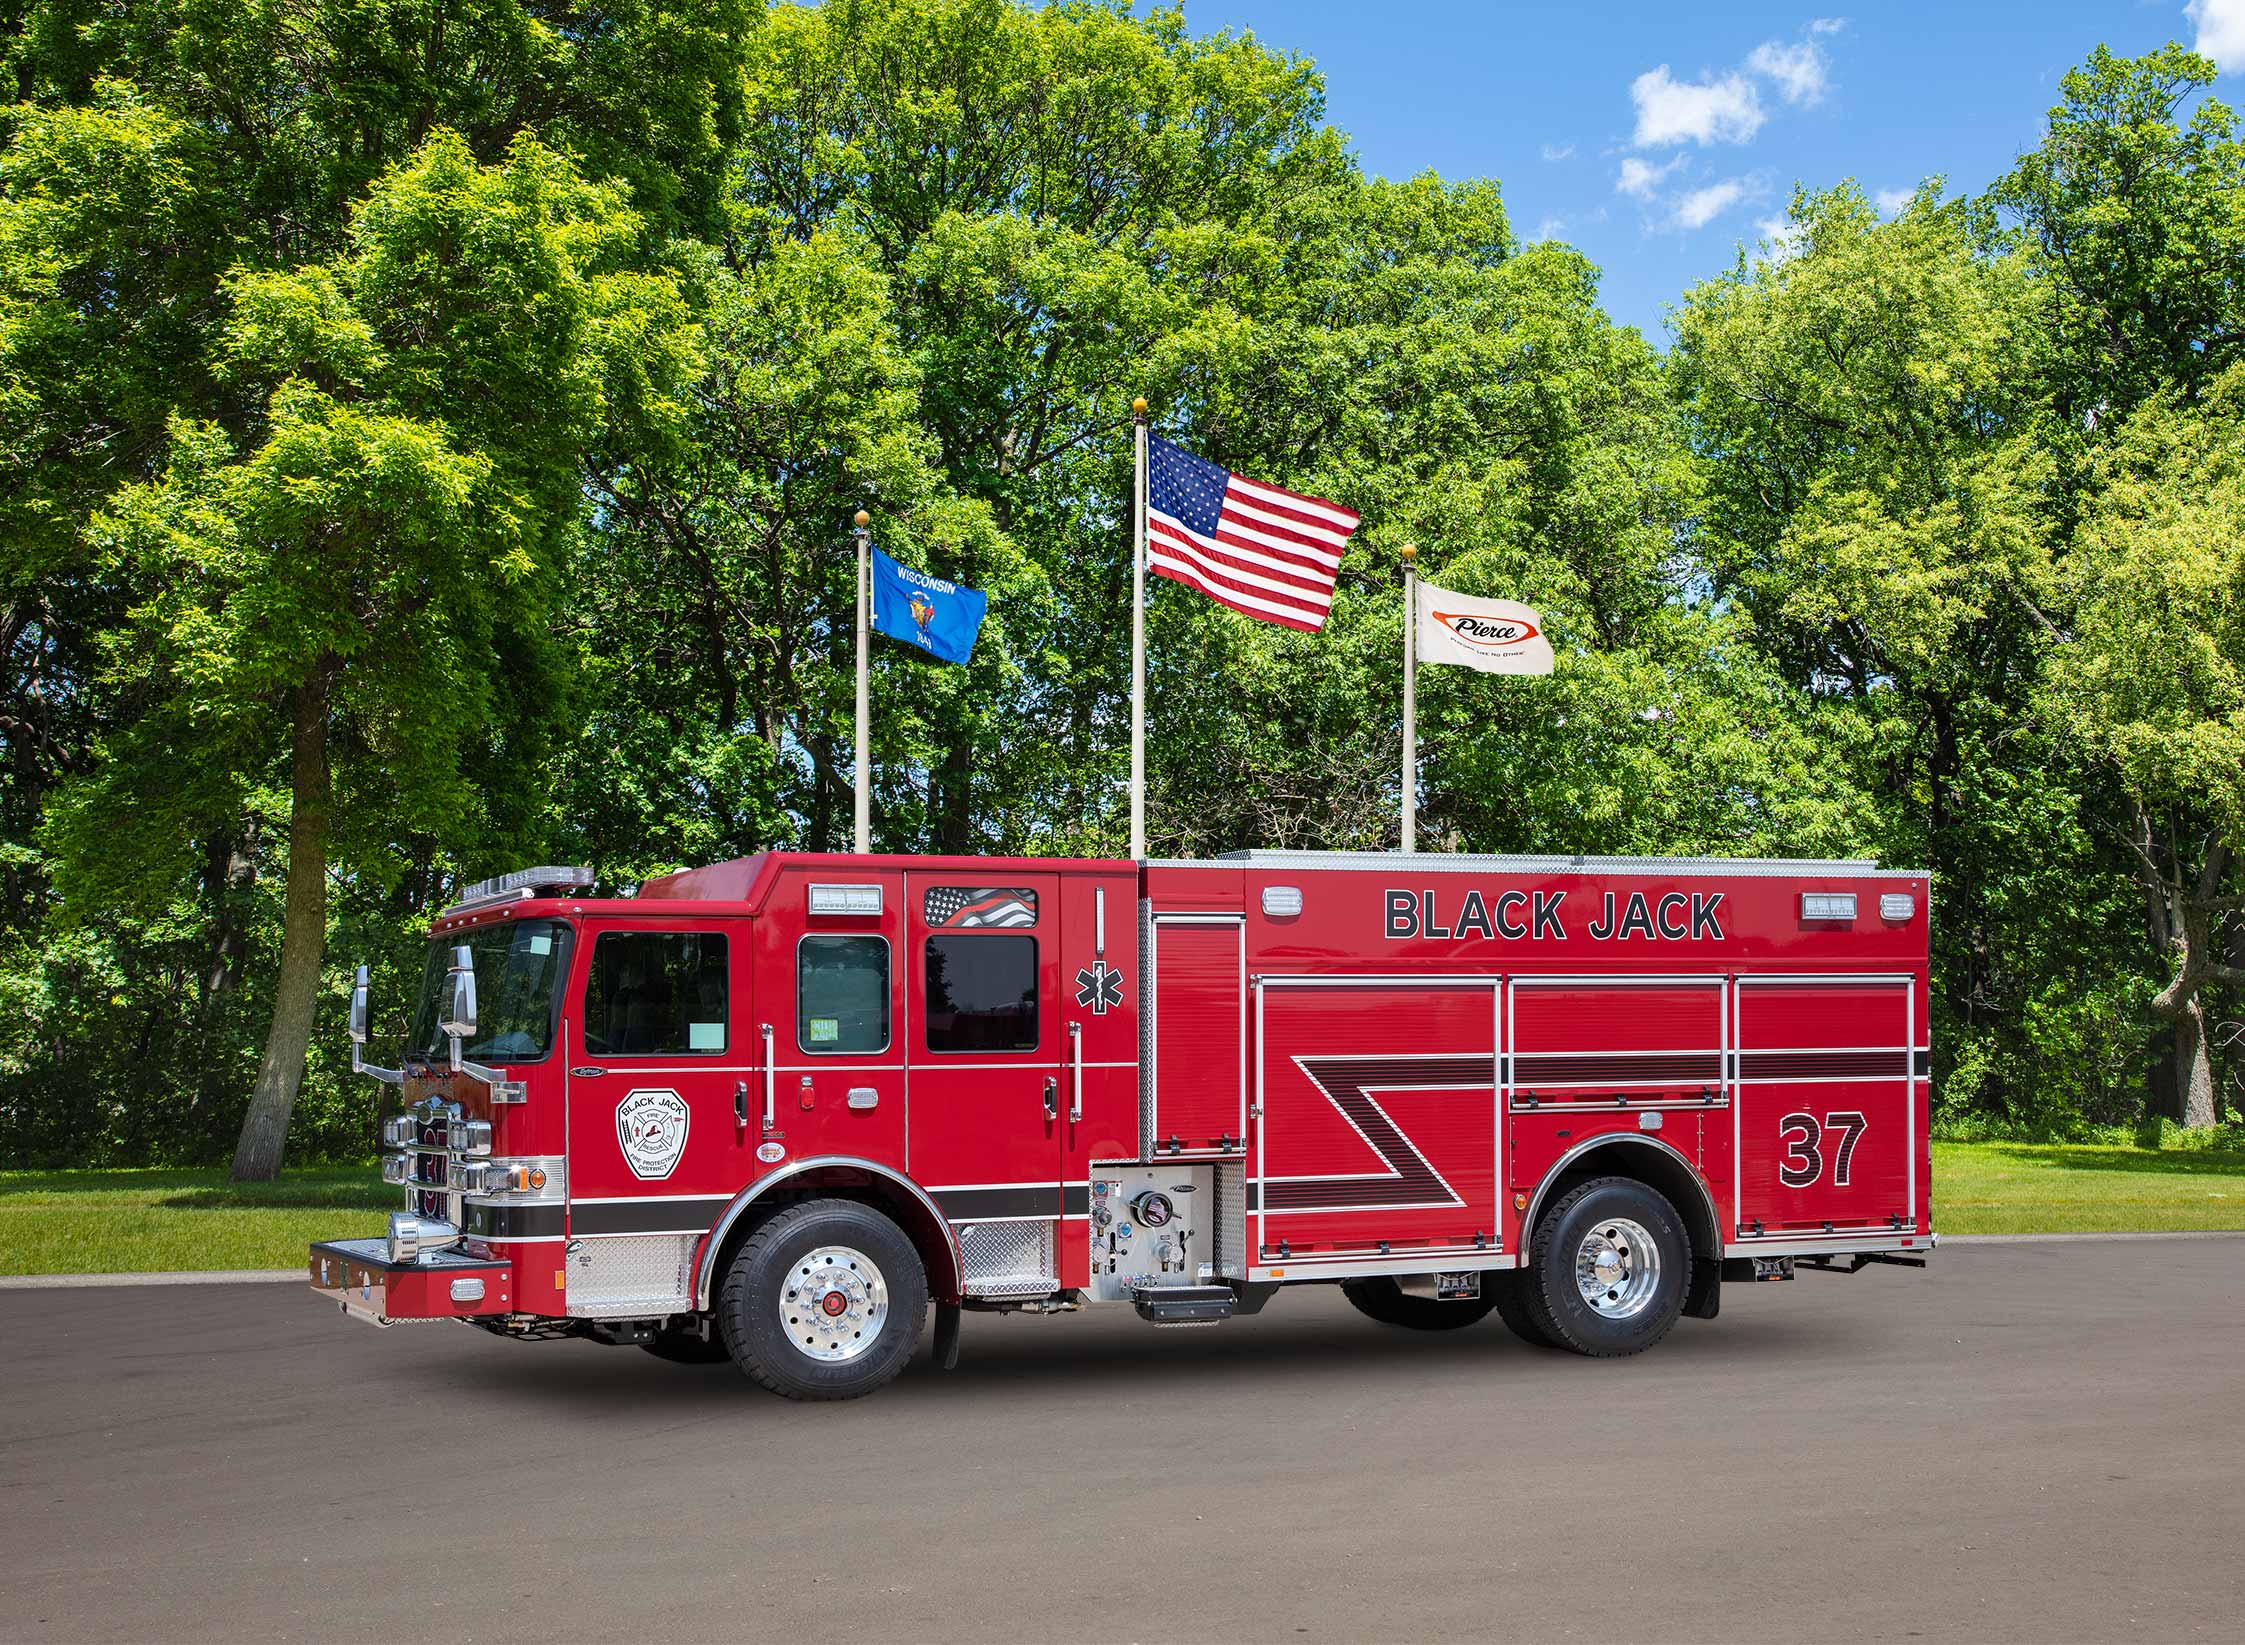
1520,1176,1690,1358
1340,1275,1500,1331
717,1198,928,1400
1487,1270,1561,1350
641,1323,730,1364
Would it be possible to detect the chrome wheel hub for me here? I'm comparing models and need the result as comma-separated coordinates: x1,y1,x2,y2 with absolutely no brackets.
780,1245,889,1363
1574,1216,1661,1320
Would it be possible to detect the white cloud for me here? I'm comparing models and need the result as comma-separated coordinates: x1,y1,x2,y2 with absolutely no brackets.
1756,215,1808,261
1541,142,1577,162
1808,17,1848,36
1631,65,1765,147
1671,177,1755,230
1535,215,1569,240
1746,39,1829,106
1875,186,1913,217
2188,0,2245,73
1617,154,1686,197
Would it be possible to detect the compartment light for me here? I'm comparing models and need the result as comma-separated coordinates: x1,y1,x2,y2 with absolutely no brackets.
1261,885,1304,918
1879,892,1916,922
1801,892,1858,922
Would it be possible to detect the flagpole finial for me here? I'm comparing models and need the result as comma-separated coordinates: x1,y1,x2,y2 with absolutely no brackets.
853,510,870,529
1132,397,1148,418
1398,542,1417,563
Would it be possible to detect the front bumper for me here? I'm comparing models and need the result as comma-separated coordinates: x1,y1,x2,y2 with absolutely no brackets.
309,1238,514,1326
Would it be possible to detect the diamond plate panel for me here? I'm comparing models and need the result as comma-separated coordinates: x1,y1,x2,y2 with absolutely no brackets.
565,1233,695,1319
1215,1163,1248,1280
957,1221,1056,1297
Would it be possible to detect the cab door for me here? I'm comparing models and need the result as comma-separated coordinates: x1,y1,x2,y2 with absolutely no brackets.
562,914,751,1248
905,873,1066,1286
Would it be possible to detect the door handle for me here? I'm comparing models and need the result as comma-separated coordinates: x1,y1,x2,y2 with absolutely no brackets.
734,1080,749,1135
1042,1076,1058,1121
760,1024,775,1134
1068,1022,1083,1123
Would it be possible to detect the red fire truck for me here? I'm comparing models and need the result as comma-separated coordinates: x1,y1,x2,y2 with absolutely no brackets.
310,849,1933,1399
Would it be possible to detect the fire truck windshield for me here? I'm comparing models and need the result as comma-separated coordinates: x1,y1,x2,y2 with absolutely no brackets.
407,918,572,1063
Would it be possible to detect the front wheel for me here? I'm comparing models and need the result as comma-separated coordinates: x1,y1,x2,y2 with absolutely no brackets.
1519,1177,1690,1357
1340,1275,1499,1331
717,1198,928,1400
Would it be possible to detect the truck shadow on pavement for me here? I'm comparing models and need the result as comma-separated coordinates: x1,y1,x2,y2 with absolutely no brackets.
415,1304,1868,1415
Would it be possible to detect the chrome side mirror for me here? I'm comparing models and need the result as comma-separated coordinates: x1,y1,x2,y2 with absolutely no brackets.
441,945,478,1044
349,959,402,1087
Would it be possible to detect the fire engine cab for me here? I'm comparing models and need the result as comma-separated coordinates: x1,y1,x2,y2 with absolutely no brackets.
309,849,1934,1399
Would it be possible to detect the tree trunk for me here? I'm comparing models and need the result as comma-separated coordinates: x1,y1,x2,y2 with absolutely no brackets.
2174,994,2218,1130
230,676,333,1182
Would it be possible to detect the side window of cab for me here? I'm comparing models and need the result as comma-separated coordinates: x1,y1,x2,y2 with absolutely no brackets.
582,931,729,1057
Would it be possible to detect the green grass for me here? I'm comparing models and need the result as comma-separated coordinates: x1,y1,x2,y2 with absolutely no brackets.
2,1143,2241,1275
1931,1140,2245,1234
0,1165,391,1276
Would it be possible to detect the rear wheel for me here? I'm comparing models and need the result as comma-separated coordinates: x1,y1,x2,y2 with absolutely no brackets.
1520,1177,1690,1357
1487,1271,1560,1350
717,1198,928,1400
1339,1275,1499,1331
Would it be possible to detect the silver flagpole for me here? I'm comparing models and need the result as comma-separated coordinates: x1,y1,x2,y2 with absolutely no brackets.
1400,542,1417,853
853,509,871,854
1130,398,1149,861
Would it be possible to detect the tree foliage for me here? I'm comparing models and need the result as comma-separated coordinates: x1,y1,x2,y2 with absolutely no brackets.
1,5,2241,1166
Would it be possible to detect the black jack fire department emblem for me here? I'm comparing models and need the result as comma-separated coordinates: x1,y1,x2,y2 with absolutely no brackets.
1074,960,1125,1016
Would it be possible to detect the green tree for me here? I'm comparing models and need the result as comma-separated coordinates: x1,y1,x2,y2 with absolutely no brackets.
47,131,697,1178
2046,364,2245,1127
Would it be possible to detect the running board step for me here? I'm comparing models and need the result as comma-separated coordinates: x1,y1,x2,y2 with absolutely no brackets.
1131,1285,1237,1326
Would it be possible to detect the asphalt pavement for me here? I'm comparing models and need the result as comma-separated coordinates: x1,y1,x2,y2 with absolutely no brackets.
2,1236,2241,1643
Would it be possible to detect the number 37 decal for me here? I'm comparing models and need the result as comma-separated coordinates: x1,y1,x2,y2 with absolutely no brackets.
1778,1111,1868,1187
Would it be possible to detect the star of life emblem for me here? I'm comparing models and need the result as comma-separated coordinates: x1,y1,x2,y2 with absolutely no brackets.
616,1088,690,1180
1075,960,1125,1016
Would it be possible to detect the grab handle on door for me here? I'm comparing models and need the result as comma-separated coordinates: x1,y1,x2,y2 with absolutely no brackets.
760,1024,775,1134
1068,1021,1083,1123
734,1080,748,1136
1042,1075,1058,1121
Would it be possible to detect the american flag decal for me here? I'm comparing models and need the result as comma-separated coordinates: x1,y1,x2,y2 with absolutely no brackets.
923,886,1038,929
1146,434,1361,633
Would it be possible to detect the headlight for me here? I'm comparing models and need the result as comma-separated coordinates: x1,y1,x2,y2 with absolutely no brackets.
381,1115,415,1148
448,1119,493,1156
380,1153,411,1185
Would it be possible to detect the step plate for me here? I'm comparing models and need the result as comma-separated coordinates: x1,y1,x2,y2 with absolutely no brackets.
1131,1284,1237,1325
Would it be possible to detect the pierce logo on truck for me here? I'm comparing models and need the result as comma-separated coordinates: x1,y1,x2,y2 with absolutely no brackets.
616,1089,689,1180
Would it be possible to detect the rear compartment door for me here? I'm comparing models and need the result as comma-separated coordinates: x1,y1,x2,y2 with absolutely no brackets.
1254,976,1499,1264
1733,976,1915,1241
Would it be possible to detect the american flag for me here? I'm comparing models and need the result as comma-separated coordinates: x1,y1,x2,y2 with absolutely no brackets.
1146,434,1360,633
923,886,1038,928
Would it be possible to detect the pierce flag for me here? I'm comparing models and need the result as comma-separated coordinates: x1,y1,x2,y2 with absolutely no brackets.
869,546,987,666
1413,581,1554,675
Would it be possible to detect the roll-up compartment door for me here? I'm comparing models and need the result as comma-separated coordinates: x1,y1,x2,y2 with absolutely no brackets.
1734,978,1913,1240
1255,978,1498,1261
1149,917,1244,1154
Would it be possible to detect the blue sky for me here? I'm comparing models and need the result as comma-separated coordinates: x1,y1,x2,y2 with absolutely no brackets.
1157,1,2245,341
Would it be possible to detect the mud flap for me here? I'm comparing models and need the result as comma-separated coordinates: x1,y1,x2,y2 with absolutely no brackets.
1683,1252,1721,1320
932,1300,961,1370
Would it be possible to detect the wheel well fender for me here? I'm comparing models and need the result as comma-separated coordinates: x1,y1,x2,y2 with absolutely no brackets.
693,1157,963,1309
1521,1133,1724,1320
